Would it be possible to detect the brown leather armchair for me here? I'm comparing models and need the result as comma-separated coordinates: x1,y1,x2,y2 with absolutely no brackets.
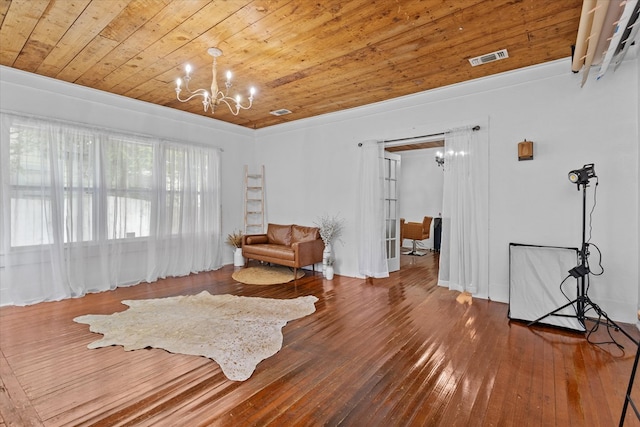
242,223,324,278
401,216,433,256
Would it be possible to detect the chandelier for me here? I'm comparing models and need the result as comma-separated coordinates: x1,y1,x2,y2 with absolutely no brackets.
435,151,445,168
175,47,255,116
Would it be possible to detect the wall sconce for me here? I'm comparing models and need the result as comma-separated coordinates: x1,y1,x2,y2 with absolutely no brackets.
435,151,445,168
518,140,533,161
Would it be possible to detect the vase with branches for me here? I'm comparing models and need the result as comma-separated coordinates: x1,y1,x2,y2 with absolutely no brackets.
226,230,243,249
314,214,344,277
325,256,335,280
315,213,345,246
226,230,244,266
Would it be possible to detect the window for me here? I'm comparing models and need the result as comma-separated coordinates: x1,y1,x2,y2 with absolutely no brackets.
7,122,158,247
1,112,222,304
103,139,153,240
4,118,222,249
9,124,96,246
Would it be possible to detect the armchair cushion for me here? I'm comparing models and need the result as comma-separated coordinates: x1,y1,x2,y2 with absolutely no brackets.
243,243,295,261
292,225,320,243
244,234,269,245
267,223,292,246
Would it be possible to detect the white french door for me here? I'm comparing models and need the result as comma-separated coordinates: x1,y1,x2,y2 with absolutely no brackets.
384,151,401,272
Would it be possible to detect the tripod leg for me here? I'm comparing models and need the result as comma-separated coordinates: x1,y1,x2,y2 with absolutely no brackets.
620,340,640,426
527,298,582,327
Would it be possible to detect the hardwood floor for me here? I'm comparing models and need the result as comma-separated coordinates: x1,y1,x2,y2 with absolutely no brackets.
1,252,639,426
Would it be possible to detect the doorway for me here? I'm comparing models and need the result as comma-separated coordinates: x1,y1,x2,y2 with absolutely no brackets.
394,146,445,268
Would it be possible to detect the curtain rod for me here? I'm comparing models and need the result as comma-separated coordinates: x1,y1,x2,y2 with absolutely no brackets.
0,109,224,152
357,125,480,147
382,125,480,144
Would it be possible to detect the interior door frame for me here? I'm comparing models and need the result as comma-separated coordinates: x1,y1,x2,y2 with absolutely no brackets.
384,150,401,272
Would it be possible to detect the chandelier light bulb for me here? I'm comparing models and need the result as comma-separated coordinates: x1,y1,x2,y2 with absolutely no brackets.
174,47,255,116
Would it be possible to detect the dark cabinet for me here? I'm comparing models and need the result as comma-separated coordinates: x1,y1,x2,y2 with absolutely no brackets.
433,217,442,252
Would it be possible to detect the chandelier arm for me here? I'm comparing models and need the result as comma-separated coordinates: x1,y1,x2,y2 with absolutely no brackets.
219,95,253,114
235,98,253,111
212,90,225,104
216,97,241,116
176,89,209,103
181,76,204,97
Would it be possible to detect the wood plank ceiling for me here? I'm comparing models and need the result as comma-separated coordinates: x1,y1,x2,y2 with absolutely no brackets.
0,0,583,130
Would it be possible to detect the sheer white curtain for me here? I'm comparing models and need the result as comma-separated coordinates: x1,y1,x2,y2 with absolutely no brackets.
0,113,222,305
356,141,389,278
146,143,221,282
438,126,489,296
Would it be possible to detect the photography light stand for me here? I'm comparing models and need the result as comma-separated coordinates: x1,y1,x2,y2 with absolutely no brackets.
527,164,638,346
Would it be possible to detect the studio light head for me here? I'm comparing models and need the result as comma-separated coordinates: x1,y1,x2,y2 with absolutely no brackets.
568,163,596,186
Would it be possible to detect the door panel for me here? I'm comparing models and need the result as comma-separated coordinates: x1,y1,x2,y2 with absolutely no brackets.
384,151,401,272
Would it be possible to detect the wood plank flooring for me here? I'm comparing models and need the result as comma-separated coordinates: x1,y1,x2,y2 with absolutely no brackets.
1,252,639,426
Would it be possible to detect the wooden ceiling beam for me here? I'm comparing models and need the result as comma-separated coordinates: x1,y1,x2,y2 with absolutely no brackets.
75,0,213,88
11,0,92,73
54,0,174,83
212,17,578,126
0,0,50,66
34,0,131,77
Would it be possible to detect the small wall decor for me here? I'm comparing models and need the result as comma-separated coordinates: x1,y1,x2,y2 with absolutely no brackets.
518,139,534,161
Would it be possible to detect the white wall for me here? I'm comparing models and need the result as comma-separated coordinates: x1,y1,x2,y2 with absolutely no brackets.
1,54,638,323
255,56,639,323
398,148,444,250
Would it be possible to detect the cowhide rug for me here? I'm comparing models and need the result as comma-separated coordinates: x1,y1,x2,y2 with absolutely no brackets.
74,291,318,381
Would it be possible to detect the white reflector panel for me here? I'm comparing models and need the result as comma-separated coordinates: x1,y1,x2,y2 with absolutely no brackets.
509,243,585,332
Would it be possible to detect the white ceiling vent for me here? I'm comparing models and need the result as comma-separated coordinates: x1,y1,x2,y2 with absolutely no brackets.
270,109,292,116
468,49,509,66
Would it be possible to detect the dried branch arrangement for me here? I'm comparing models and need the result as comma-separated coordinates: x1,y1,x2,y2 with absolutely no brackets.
314,214,345,245
226,230,244,248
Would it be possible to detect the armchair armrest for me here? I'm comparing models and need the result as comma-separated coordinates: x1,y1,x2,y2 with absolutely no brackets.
243,234,269,245
292,239,324,267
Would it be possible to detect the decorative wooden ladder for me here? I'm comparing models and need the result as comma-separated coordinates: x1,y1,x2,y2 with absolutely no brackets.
244,165,265,235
